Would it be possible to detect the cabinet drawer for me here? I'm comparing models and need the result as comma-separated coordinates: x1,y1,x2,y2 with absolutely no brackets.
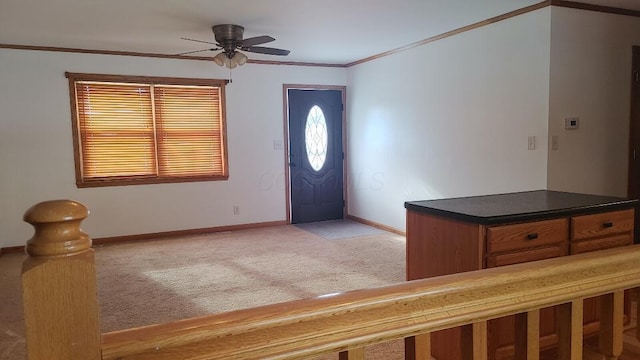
487,245,567,267
571,209,634,240
570,234,633,254
487,218,568,254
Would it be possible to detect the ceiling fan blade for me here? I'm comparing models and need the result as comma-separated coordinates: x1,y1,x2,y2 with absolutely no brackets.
174,48,219,56
243,46,290,56
241,35,275,47
181,37,218,46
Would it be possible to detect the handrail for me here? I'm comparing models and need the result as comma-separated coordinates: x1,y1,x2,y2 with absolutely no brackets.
20,200,640,360
101,245,640,359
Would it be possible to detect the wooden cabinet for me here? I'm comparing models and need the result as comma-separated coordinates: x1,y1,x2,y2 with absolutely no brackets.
405,191,637,360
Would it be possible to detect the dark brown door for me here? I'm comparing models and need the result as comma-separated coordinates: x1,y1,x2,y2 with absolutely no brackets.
288,89,344,224
627,46,640,243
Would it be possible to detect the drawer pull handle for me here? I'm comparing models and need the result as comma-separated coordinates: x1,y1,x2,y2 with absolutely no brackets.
603,222,613,228
526,233,538,240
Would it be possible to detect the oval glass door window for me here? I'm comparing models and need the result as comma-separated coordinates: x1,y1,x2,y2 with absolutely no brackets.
305,105,328,171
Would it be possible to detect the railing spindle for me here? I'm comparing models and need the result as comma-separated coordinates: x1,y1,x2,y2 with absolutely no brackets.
461,322,487,360
514,309,540,360
557,300,583,360
405,333,432,360
599,291,624,359
21,200,101,360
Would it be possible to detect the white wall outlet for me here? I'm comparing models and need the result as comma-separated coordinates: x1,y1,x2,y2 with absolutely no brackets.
233,205,240,215
273,140,283,150
527,136,535,150
565,117,579,130
551,135,559,150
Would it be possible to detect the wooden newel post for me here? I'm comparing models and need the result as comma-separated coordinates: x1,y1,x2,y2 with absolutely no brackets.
21,200,102,360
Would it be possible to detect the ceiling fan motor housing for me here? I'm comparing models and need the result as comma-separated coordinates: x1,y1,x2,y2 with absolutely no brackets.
213,24,244,43
212,24,244,58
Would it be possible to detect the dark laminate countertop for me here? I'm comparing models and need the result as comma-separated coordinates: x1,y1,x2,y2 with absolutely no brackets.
404,190,638,225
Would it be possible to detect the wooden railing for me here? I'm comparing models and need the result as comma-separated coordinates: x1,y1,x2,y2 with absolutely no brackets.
21,200,640,360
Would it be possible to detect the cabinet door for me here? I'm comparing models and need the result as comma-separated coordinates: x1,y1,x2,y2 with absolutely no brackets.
487,246,567,360
487,245,566,267
571,210,634,338
570,234,632,254
485,219,569,359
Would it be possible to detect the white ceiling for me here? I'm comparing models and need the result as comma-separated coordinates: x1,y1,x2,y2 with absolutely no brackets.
1,0,639,65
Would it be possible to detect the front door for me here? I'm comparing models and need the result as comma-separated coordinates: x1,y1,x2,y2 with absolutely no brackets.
288,89,344,224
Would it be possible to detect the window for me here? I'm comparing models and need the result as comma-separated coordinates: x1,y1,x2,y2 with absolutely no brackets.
304,105,328,171
66,73,228,187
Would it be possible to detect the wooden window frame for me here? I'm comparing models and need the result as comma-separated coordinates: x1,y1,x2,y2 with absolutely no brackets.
66,72,229,187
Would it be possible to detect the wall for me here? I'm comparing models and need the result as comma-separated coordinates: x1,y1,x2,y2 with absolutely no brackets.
4,7,637,248
346,9,552,232
0,49,346,247
547,7,640,197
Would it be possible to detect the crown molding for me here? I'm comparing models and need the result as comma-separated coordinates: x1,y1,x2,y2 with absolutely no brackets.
0,43,345,68
551,0,640,17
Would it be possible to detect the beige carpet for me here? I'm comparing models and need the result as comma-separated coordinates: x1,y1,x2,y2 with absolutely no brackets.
0,223,407,359
295,219,386,240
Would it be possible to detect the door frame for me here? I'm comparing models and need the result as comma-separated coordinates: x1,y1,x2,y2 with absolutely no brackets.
282,84,347,224
627,46,640,242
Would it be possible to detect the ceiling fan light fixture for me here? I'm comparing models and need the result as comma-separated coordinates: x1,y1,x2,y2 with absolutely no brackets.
226,58,238,69
233,52,248,66
213,52,227,66
213,51,242,69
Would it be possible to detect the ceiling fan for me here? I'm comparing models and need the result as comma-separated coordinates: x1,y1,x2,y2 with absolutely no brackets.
177,24,290,68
